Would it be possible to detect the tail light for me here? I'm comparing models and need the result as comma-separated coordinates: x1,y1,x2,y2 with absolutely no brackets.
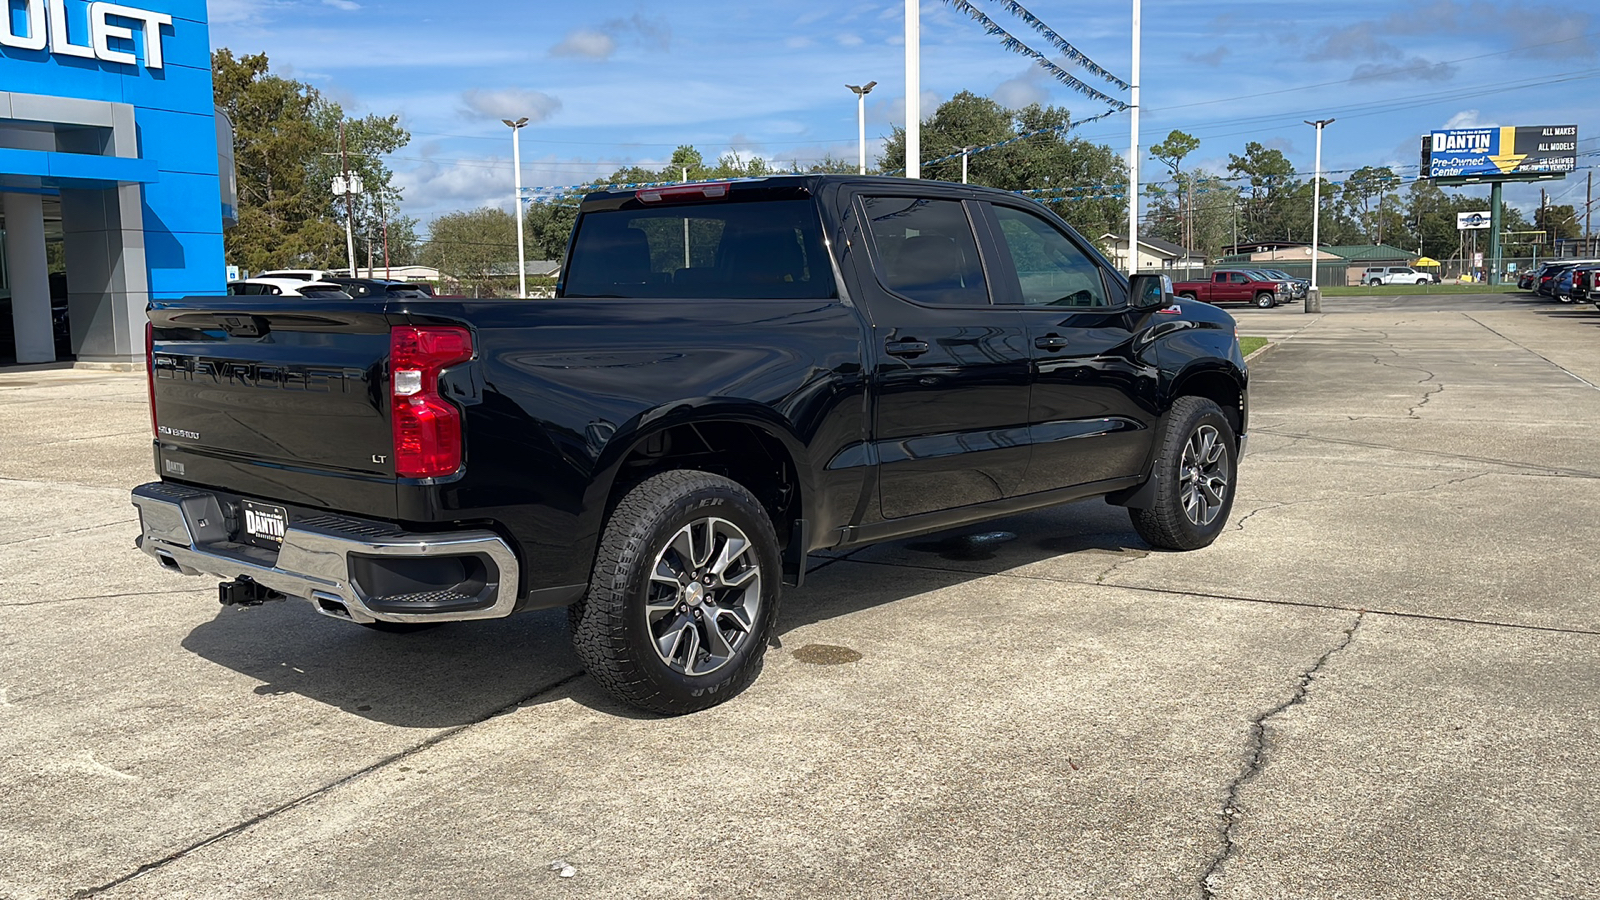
390,326,474,478
637,182,731,203
146,321,157,438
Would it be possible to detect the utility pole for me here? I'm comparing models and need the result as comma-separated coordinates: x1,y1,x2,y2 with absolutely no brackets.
1126,0,1140,275
379,195,390,280
1587,171,1593,255
339,122,357,278
962,148,969,184
905,0,920,179
1540,188,1548,248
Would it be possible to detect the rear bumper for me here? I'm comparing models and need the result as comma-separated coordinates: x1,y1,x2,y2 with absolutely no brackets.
131,482,520,624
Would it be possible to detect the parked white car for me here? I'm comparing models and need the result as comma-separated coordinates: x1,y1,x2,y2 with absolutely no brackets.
226,278,352,298
255,269,340,282
1363,266,1439,286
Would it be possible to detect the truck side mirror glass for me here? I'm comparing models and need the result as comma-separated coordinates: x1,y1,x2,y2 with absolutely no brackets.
1129,273,1173,310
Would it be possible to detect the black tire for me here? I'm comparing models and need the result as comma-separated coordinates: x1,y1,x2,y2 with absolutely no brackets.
1369,279,1383,286
1178,292,1197,301
358,620,443,634
1254,292,1275,309
1129,396,1238,551
569,470,782,715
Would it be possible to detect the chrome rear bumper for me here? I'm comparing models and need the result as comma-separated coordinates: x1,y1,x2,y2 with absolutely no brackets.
131,482,520,624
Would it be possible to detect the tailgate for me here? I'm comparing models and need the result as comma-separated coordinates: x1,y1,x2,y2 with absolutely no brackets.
150,301,397,492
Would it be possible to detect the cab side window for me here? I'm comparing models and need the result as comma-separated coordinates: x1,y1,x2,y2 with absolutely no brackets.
990,205,1109,307
1229,272,1249,284
862,196,990,306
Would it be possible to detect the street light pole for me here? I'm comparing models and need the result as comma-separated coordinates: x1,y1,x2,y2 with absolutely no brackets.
846,82,877,175
905,0,920,179
1126,0,1140,276
503,117,529,299
1305,118,1334,312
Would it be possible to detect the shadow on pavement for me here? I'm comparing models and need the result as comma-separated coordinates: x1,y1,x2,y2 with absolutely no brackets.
180,499,1152,725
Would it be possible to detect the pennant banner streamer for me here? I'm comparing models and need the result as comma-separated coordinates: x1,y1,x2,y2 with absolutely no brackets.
943,0,1130,111
984,0,1130,90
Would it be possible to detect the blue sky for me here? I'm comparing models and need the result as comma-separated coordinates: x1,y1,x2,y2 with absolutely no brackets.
208,0,1599,225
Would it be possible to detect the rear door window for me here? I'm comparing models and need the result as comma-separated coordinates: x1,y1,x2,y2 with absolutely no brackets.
563,198,835,300
861,196,990,306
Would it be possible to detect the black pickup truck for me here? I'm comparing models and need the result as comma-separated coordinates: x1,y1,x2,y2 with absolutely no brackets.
133,175,1249,714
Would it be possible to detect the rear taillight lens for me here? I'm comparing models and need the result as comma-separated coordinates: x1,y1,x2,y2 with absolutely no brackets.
390,326,474,478
146,321,157,438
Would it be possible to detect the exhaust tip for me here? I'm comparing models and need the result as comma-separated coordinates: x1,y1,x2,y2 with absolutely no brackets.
313,593,353,620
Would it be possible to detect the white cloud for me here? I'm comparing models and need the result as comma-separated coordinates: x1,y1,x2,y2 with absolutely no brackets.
552,29,616,59
1443,109,1498,129
993,65,1049,110
460,88,562,123
207,0,275,24
322,0,359,10
550,15,671,60
836,33,864,47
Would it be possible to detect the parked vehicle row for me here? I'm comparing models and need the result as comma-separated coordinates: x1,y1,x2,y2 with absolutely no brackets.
227,276,437,300
1519,259,1600,306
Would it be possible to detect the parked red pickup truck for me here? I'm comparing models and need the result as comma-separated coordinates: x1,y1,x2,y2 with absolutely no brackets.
1172,270,1285,309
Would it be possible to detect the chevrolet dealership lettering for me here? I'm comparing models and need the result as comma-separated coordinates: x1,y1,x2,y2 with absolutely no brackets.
0,0,171,69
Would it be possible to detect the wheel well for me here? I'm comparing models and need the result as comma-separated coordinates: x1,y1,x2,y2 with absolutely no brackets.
611,421,802,551
1172,371,1243,438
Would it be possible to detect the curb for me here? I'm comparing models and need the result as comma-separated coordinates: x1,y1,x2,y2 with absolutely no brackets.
1243,341,1279,366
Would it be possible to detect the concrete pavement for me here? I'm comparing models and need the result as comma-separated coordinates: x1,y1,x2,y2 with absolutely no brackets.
0,294,1595,899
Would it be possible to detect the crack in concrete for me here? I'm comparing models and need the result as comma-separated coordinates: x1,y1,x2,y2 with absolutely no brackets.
70,670,588,898
1229,500,1289,534
1093,548,1151,584
1199,611,1366,900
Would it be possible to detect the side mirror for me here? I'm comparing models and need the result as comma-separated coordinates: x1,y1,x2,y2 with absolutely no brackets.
1129,273,1174,310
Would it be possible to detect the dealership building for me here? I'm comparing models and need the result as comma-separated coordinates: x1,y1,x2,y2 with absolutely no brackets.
0,0,229,367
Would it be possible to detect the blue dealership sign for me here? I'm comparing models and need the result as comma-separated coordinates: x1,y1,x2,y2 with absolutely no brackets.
0,0,223,299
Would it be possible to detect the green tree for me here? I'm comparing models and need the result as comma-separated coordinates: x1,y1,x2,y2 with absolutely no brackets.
1149,130,1201,250
1227,142,1300,242
1342,166,1402,244
212,49,410,273
418,207,518,297
525,202,578,261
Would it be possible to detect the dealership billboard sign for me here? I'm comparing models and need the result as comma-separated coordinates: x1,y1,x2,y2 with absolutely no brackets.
1422,125,1578,178
1456,211,1491,230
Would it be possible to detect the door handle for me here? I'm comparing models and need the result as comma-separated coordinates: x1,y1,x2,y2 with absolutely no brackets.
1034,334,1069,351
885,339,930,358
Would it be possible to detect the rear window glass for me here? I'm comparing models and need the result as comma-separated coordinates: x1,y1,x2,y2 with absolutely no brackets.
862,196,989,306
299,287,353,300
562,198,835,300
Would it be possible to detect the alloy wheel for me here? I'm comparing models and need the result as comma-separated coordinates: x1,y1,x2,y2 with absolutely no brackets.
645,517,763,676
1179,425,1230,527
